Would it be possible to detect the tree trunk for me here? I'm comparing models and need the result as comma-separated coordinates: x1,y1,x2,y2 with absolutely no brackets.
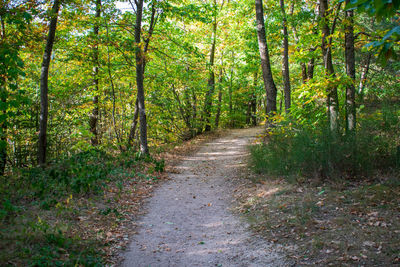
172,84,191,129
89,0,101,146
203,8,217,132
251,72,258,126
128,98,139,147
345,3,356,134
105,20,122,151
229,63,233,118
38,0,61,165
255,0,277,118
307,57,315,79
214,70,223,128
280,0,291,112
320,0,339,133
301,63,307,83
0,17,7,175
135,0,149,154
358,53,371,97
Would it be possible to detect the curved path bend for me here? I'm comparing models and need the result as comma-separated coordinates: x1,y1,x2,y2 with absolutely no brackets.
122,127,287,267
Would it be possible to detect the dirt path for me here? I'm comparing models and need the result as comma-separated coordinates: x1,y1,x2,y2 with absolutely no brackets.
122,127,287,266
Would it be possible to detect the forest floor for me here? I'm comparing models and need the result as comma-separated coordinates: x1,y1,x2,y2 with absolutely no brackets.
120,127,290,266
235,149,400,265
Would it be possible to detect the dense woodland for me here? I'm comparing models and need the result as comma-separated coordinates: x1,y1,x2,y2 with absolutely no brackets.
0,0,399,265
0,0,399,172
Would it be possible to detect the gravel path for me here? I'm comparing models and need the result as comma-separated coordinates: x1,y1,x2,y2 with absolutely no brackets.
122,127,287,267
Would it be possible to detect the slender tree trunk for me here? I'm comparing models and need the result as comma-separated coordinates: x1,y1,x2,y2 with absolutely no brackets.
191,87,198,134
0,17,7,175
127,2,157,150
203,8,217,132
358,53,371,97
255,0,277,118
300,63,307,83
280,0,291,112
105,20,122,151
128,97,139,147
172,84,191,129
251,72,258,126
183,86,193,130
229,64,233,117
290,2,308,84
38,0,61,165
214,70,223,128
320,0,339,133
134,0,149,154
307,57,315,79
89,0,101,146
345,3,356,134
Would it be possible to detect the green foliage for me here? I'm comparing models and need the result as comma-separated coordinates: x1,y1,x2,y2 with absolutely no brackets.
345,0,400,20
345,0,400,65
0,197,20,221
23,149,113,199
0,148,165,214
251,105,399,180
26,220,103,266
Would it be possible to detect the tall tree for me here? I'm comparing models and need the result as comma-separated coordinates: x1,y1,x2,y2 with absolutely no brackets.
38,0,61,165
289,1,307,84
320,0,339,133
344,0,356,134
134,0,149,154
358,52,371,98
279,0,291,112
128,1,157,149
214,69,223,128
89,0,101,146
0,13,7,175
255,0,277,117
203,0,219,132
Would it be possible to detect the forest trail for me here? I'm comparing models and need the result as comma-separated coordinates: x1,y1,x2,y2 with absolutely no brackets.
122,127,287,267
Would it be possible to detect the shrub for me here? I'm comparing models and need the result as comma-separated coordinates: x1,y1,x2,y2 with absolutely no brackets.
251,108,399,180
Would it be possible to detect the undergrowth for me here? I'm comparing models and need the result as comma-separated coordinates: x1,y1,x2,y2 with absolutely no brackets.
0,148,164,266
251,104,399,180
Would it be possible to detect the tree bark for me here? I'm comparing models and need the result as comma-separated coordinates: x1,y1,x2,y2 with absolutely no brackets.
255,0,277,117
320,0,339,133
345,3,356,134
105,19,122,151
172,84,191,129
358,53,371,97
307,57,315,79
203,4,217,132
89,0,101,146
0,17,7,175
279,0,291,112
128,97,139,147
38,0,61,165
214,70,223,128
134,0,149,154
251,72,258,126
228,58,233,118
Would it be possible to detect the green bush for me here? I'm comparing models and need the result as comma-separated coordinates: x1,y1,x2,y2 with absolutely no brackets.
251,111,399,180
23,149,114,200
